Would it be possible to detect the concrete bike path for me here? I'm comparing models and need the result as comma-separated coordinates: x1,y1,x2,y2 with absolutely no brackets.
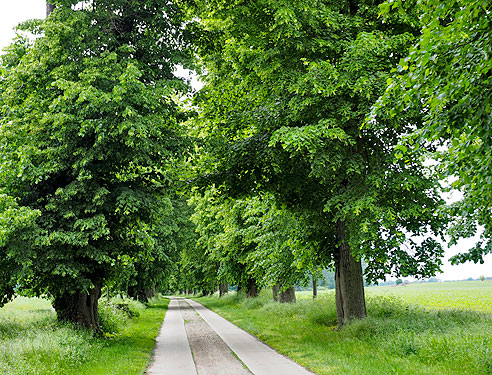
147,298,196,374
147,297,313,375
185,298,313,375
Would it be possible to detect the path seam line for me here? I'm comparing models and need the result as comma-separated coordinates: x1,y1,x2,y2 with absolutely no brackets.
184,298,314,375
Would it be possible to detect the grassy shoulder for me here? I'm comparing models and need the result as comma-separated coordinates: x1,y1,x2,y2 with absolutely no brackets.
194,282,492,375
0,295,168,375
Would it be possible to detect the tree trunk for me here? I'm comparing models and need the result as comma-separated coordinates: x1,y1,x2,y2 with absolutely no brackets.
46,2,55,17
272,285,279,301
53,284,102,332
144,288,155,301
219,283,228,297
312,276,317,299
335,220,367,327
279,286,296,303
128,286,154,302
245,278,258,298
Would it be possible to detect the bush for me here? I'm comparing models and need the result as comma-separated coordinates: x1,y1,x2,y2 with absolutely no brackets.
98,296,145,334
98,299,128,334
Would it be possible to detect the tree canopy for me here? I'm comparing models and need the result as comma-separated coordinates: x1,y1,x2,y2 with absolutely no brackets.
375,0,491,264
0,0,192,329
1,0,489,330
191,0,447,325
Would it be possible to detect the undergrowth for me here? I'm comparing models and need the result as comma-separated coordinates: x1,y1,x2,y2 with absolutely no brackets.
98,296,145,335
0,295,167,375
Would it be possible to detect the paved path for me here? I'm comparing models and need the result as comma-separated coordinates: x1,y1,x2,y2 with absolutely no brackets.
147,298,196,375
147,297,313,375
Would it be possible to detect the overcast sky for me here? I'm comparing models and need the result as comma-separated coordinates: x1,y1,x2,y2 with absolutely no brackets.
1,1,491,282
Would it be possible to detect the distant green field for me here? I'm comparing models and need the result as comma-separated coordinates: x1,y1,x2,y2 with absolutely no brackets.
365,280,492,313
195,280,492,375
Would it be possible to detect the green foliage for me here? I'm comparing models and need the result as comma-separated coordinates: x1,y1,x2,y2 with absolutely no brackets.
184,188,319,292
98,297,145,335
0,1,192,312
0,194,39,306
376,0,492,264
112,195,193,301
192,0,446,285
166,193,215,294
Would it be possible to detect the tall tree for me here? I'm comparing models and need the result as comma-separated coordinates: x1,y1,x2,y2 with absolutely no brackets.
0,1,192,329
193,0,446,325
376,0,492,265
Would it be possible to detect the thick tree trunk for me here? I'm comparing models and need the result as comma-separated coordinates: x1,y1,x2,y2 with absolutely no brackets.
219,283,228,297
46,2,55,17
279,286,296,303
144,287,155,301
335,220,367,327
272,285,279,301
312,276,318,299
245,278,258,298
53,285,102,332
128,286,155,302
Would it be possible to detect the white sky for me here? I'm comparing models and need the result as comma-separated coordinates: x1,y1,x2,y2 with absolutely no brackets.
0,1,45,49
1,1,490,282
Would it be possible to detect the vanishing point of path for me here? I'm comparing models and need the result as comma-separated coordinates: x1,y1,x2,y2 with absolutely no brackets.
147,297,313,375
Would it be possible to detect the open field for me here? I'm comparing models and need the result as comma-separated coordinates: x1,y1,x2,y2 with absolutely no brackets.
366,280,492,313
195,280,492,375
0,296,168,375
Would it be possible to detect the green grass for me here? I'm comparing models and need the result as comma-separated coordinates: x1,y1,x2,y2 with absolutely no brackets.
366,280,492,313
194,281,492,375
0,296,168,375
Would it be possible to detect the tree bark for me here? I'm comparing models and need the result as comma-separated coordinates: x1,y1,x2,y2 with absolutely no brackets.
219,283,228,297
53,284,102,332
312,276,317,299
272,285,279,301
245,278,258,298
279,286,296,303
128,286,155,302
144,287,155,300
335,219,367,327
46,2,55,17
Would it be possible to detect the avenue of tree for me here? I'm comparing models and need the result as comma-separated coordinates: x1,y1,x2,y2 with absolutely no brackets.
0,0,489,330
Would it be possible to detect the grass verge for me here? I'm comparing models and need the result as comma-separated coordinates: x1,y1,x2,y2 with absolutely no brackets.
0,296,168,375
194,285,492,375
